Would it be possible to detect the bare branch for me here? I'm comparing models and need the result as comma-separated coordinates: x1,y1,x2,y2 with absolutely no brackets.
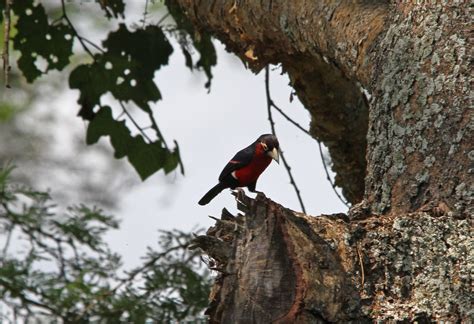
271,102,311,136
266,67,350,208
317,141,350,207
265,66,306,214
61,0,94,58
79,36,104,53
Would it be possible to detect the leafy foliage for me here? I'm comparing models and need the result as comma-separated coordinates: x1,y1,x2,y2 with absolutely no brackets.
12,0,74,82
86,106,180,179
0,167,211,322
4,0,216,181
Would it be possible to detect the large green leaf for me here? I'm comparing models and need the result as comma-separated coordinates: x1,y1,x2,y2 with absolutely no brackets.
12,0,73,82
71,24,179,179
86,106,179,180
70,24,173,119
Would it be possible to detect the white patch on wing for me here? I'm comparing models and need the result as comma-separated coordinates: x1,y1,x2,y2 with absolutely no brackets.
231,171,237,179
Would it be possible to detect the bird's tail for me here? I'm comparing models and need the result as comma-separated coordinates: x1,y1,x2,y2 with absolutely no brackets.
198,182,227,205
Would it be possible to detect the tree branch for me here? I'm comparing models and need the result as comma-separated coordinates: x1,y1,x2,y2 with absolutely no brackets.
61,0,94,58
2,0,12,88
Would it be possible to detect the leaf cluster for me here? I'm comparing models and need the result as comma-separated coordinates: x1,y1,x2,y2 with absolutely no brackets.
3,0,217,180
0,167,211,323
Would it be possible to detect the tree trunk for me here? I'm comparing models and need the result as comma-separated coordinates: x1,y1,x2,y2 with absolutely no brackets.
193,193,471,322
174,1,473,322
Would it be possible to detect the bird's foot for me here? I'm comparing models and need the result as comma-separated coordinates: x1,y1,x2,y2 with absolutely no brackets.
231,187,246,202
231,188,249,211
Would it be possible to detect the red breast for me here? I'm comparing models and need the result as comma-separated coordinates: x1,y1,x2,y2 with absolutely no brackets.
234,144,272,186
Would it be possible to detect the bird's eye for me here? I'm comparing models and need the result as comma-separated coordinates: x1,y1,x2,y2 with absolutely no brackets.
261,142,268,151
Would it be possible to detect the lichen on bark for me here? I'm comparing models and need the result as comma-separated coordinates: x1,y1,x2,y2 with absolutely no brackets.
366,3,472,215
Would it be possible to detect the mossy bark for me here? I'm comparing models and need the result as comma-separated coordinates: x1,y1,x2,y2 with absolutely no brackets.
173,1,473,322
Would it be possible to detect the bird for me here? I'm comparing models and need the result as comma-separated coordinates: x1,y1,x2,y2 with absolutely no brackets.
198,134,280,205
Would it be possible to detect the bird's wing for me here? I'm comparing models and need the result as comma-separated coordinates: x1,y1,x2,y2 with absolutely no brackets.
218,143,256,182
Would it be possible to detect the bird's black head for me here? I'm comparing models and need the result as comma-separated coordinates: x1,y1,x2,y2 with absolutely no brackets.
256,134,280,163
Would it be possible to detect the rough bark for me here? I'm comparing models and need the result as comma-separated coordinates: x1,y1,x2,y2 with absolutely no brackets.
193,193,472,323
366,3,472,215
173,0,473,322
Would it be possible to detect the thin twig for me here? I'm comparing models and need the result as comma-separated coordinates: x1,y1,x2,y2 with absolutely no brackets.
113,244,188,294
270,102,311,136
2,0,12,88
266,68,350,208
357,242,365,288
265,66,306,214
156,13,170,26
61,0,94,58
2,223,14,256
317,141,350,207
119,101,153,144
79,36,104,53
61,1,103,56
142,0,150,28
146,110,169,149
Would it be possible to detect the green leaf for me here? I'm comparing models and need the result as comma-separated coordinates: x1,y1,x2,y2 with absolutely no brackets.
97,0,125,19
86,106,179,180
0,102,17,122
70,24,173,119
12,0,73,82
166,0,217,89
0,168,210,322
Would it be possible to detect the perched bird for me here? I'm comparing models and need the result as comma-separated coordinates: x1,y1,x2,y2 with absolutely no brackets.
198,134,280,205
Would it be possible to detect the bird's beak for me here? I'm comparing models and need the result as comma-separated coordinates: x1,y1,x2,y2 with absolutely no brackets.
267,147,280,164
